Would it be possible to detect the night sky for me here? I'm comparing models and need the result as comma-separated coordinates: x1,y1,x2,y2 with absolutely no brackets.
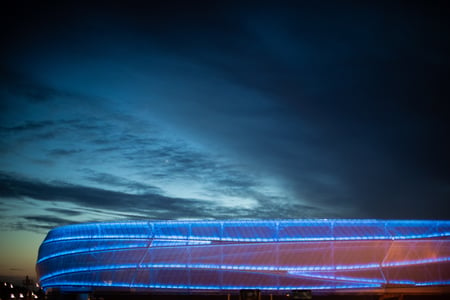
1,1,449,279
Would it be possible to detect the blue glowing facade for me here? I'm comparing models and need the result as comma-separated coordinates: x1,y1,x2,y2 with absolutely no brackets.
36,220,450,294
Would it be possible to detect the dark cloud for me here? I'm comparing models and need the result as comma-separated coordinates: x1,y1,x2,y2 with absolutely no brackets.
46,208,83,216
47,149,83,157
23,215,75,227
0,120,56,132
0,66,57,103
9,221,60,233
0,66,87,104
0,172,196,215
81,169,163,194
1,220,50,233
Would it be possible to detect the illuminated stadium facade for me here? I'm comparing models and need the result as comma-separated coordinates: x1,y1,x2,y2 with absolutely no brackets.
36,220,450,296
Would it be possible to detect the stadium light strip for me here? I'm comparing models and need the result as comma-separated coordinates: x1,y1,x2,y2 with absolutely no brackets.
288,272,387,284
38,239,212,263
42,231,450,244
40,281,382,291
39,256,450,282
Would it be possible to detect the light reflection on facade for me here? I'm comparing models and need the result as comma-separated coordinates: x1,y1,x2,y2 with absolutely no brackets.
36,220,450,294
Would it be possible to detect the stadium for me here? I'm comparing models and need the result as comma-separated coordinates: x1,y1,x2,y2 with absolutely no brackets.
36,220,450,299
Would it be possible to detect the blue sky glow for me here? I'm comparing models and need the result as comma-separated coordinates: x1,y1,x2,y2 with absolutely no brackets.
1,0,449,279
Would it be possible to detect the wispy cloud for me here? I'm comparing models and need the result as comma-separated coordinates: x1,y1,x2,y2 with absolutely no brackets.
0,171,328,234
1,113,303,214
